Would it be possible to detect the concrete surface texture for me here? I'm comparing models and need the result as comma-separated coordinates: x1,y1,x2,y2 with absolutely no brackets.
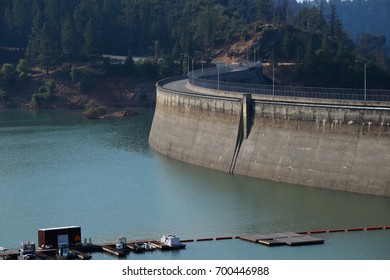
234,102,390,197
149,87,241,173
149,79,390,197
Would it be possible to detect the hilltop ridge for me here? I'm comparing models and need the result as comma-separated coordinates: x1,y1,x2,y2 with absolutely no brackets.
210,21,390,88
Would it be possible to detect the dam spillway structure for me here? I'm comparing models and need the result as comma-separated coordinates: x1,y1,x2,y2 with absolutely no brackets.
148,64,390,197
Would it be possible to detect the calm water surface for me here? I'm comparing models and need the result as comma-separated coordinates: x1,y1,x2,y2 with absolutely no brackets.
0,109,389,259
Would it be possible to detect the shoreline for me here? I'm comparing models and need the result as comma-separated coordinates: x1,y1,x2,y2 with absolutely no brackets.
0,74,157,110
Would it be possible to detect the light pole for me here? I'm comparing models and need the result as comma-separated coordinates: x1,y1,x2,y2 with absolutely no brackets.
216,48,228,71
183,54,194,81
213,49,227,90
247,46,259,65
195,51,204,73
213,62,219,90
355,60,367,103
265,59,275,99
217,64,220,90
191,56,194,78
187,55,194,81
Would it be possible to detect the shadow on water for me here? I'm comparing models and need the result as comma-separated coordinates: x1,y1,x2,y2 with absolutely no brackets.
154,154,390,234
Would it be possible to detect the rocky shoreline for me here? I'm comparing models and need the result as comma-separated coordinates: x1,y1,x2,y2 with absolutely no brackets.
0,74,157,111
84,109,140,120
102,109,139,118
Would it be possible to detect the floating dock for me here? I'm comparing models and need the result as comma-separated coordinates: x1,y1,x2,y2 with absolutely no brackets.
240,232,325,247
2,225,389,260
126,243,147,253
1,247,92,260
101,245,127,257
149,241,186,250
84,238,186,257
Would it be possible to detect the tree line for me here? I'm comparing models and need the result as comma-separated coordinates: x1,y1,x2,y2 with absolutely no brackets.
0,0,304,61
329,0,390,52
0,0,389,89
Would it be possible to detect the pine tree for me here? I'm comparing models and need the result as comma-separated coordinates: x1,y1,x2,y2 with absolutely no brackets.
257,0,274,22
83,18,103,62
61,16,79,67
38,22,60,74
329,2,337,38
303,37,316,84
172,39,182,60
282,29,295,59
11,0,32,46
25,11,45,65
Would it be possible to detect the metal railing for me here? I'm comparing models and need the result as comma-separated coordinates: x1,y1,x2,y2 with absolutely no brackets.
156,75,241,102
187,67,390,102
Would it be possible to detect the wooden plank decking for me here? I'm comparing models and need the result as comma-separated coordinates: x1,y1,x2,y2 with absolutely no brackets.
102,245,127,257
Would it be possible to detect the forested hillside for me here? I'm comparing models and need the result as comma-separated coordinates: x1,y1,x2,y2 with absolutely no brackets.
0,0,390,89
0,0,305,60
327,0,390,50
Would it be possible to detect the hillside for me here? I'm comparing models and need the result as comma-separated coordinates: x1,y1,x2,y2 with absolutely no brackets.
2,19,390,110
211,21,390,89
0,68,157,110
2,0,390,109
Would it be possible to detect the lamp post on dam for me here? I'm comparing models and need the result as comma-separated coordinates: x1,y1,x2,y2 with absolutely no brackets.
214,49,228,90
195,51,204,74
183,54,194,82
264,59,275,100
355,60,367,103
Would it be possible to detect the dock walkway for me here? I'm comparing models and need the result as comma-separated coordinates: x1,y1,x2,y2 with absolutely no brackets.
2,225,389,260
240,232,325,247
102,245,126,257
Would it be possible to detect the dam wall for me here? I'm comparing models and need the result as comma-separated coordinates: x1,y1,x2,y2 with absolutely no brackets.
148,84,242,173
149,78,390,197
234,101,390,197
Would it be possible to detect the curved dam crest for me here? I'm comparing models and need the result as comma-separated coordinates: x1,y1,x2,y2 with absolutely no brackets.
149,75,390,197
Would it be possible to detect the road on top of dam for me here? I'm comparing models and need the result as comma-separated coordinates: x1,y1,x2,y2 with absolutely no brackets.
163,78,198,94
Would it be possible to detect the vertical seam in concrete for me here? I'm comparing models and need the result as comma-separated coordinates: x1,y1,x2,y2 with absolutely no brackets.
229,102,244,174
345,134,360,192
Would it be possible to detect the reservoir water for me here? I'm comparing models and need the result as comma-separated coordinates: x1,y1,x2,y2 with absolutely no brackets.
0,109,389,259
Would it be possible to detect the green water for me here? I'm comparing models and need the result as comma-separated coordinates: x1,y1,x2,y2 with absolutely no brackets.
0,109,389,259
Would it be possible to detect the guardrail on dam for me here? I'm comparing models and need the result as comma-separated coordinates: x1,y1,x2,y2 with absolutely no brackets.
148,68,390,197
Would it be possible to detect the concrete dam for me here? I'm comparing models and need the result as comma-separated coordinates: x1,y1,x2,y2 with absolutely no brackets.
148,66,390,197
